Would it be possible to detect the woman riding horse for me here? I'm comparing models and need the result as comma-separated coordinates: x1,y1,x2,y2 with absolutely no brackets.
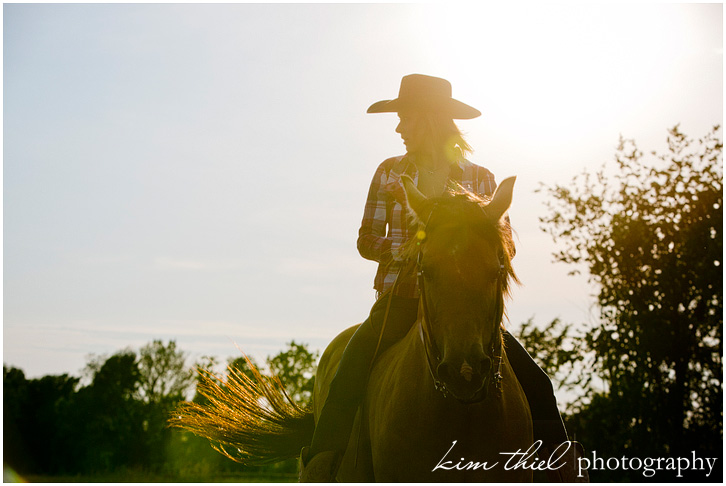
299,74,582,481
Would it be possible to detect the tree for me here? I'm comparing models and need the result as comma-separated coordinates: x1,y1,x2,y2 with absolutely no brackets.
138,339,196,404
4,353,145,476
266,341,319,408
4,366,30,471
538,125,722,473
75,342,196,473
73,351,146,472
135,340,196,471
2,366,81,475
87,350,140,402
514,318,587,405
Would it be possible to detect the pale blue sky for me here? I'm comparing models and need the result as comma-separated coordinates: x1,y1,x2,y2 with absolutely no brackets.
4,3,723,378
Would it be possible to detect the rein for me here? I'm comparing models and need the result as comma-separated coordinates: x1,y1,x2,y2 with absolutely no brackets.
415,207,505,401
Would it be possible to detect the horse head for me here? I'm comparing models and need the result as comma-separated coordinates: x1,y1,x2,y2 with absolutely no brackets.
401,175,518,403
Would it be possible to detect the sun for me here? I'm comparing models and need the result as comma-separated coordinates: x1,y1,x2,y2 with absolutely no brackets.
397,3,693,156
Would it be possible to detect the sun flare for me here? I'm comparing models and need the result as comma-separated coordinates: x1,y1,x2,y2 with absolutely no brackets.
397,3,704,155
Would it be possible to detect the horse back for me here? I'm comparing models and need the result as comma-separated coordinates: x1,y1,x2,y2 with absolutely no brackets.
313,324,358,418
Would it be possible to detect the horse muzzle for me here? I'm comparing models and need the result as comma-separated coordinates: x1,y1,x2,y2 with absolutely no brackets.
436,354,492,403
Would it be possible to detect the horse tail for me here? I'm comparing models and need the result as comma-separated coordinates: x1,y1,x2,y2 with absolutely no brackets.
170,357,314,465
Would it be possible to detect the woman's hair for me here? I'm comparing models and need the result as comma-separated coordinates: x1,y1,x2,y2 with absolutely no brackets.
420,111,473,160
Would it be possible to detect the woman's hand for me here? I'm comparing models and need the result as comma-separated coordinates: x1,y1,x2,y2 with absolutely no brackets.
382,180,407,206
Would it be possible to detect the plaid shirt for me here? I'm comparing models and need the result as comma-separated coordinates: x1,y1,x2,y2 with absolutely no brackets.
357,155,499,298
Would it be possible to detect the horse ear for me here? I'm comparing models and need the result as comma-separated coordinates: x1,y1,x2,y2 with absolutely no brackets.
486,176,516,221
401,175,428,218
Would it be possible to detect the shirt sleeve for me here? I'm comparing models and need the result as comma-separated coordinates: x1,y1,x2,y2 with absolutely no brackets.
475,165,497,198
357,160,394,263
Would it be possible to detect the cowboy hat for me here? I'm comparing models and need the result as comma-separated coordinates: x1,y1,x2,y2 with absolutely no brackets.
367,74,481,119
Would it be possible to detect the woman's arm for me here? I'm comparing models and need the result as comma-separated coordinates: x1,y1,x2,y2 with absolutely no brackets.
357,159,396,263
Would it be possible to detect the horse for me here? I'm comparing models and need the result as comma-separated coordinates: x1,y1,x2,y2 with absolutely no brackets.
171,175,533,482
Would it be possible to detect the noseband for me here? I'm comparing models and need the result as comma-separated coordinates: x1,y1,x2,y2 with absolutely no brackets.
415,206,506,401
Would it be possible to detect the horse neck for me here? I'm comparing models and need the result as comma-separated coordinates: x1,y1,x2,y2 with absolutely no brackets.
373,318,444,401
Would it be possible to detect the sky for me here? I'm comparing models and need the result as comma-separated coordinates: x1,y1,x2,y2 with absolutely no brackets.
3,2,723,380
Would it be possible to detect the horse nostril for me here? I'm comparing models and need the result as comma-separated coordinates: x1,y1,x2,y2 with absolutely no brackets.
437,362,456,384
478,356,492,376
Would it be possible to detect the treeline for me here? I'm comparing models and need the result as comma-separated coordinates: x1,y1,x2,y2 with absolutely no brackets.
3,340,317,481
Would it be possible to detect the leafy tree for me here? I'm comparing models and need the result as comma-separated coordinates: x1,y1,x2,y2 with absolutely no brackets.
88,350,140,401
4,357,144,476
135,340,197,471
138,339,195,404
538,126,722,474
267,341,319,408
3,365,96,475
514,318,587,402
18,371,80,474
75,344,196,473
73,351,146,472
4,366,35,474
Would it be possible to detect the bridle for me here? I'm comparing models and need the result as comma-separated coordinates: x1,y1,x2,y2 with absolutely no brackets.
415,206,506,401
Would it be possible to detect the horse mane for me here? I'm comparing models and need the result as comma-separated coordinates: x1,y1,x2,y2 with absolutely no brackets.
398,184,520,324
